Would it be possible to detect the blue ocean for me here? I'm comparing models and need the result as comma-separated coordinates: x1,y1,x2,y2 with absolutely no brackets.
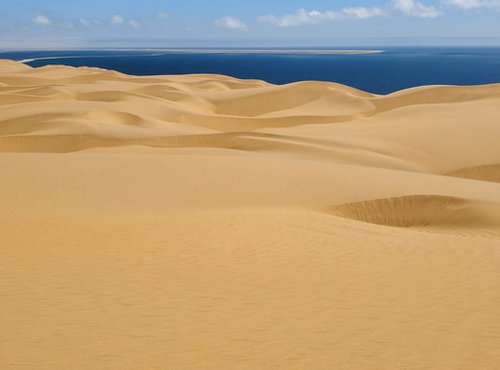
2,47,500,94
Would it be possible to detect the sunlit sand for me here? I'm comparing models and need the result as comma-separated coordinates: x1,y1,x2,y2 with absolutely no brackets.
2,59,500,369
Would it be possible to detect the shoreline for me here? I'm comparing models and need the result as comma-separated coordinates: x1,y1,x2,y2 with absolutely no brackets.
146,49,385,54
15,49,384,64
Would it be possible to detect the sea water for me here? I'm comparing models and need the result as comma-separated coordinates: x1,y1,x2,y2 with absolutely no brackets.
2,47,500,94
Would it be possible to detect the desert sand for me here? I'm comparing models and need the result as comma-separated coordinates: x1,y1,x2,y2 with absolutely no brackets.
1,59,500,369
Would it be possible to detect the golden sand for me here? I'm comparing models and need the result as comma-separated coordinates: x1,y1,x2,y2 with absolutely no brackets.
1,59,500,369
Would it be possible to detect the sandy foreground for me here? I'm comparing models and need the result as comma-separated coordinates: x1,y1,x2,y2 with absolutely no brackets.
1,59,500,369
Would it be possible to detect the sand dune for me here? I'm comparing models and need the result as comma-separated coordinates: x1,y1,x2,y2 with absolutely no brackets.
331,195,500,229
2,59,500,369
447,164,500,183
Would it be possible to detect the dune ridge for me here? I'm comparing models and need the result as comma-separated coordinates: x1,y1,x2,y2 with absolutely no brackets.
2,59,500,370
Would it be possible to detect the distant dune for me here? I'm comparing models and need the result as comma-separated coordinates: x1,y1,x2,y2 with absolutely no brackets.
2,59,500,369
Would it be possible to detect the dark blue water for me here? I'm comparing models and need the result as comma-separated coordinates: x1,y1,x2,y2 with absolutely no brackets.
2,48,500,94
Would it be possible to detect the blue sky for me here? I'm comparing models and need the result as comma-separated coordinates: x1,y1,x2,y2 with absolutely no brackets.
1,0,500,48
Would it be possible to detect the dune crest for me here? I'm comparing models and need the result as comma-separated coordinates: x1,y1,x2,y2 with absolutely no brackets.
2,59,500,370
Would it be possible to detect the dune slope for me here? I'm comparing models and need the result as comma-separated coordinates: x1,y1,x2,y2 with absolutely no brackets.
2,59,500,370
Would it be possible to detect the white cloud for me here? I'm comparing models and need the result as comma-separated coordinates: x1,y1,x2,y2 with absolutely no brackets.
259,9,328,27
111,15,124,24
341,7,387,19
33,15,52,26
446,0,483,7
215,16,248,31
394,0,442,17
62,20,74,29
259,7,385,27
445,0,500,9
80,18,90,26
158,12,169,19
128,19,140,29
